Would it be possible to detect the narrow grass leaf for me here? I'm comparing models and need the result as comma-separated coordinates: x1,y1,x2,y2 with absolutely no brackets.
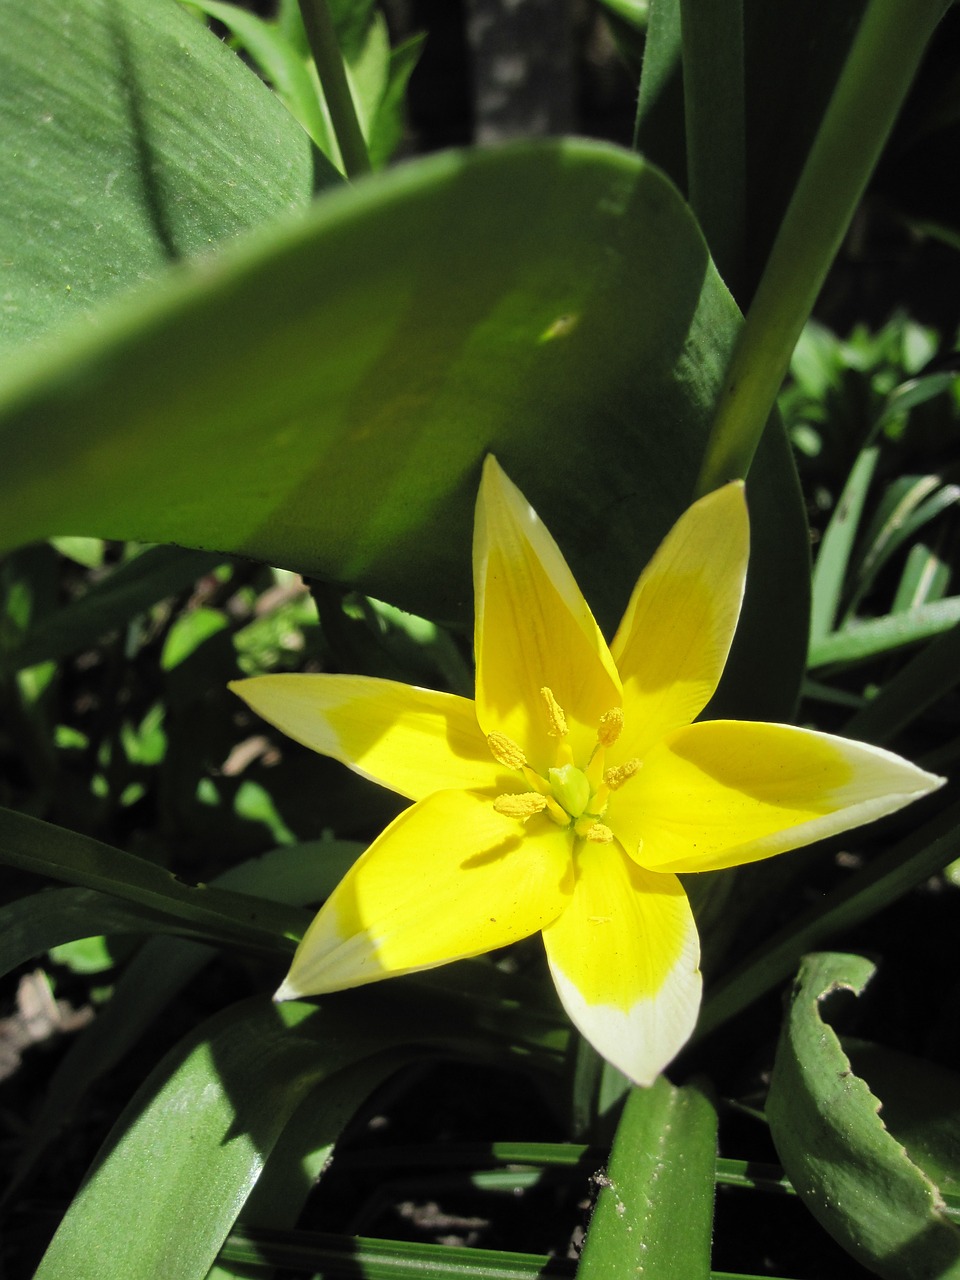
698,794,960,1038
0,807,308,953
809,443,879,643
809,595,960,668
843,621,960,744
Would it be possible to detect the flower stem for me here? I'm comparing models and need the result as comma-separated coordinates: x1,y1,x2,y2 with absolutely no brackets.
297,0,371,179
693,0,950,497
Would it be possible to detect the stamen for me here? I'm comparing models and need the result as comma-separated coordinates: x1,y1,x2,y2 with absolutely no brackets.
575,815,614,842
493,793,548,820
487,732,527,770
586,822,614,843
540,686,568,738
604,758,642,790
596,707,624,747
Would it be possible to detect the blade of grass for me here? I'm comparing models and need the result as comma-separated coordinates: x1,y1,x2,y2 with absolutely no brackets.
809,443,880,643
297,0,370,177
808,595,960,668
680,0,745,292
697,793,960,1039
892,542,950,612
0,807,307,954
842,621,960,745
694,0,952,494
844,480,959,620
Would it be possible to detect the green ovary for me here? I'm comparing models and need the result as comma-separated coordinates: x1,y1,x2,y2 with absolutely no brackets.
549,764,593,818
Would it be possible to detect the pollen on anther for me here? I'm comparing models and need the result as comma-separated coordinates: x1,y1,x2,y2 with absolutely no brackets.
487,732,527,770
597,708,623,747
540,686,568,737
586,822,614,843
604,758,642,790
494,793,548,820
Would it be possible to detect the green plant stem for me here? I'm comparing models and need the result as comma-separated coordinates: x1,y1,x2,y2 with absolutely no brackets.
297,0,371,179
694,0,950,496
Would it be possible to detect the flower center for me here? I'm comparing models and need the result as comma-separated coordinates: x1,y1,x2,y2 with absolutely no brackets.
488,687,640,844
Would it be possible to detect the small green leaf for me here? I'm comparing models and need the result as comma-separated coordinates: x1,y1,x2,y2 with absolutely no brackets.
767,952,960,1280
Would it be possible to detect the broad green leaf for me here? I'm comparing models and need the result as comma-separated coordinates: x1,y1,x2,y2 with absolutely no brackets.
33,989,546,1280
767,952,960,1280
0,140,808,721
183,0,333,155
32,998,410,1280
0,0,329,356
576,1077,717,1280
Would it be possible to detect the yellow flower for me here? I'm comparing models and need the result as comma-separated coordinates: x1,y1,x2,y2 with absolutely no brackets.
231,458,942,1085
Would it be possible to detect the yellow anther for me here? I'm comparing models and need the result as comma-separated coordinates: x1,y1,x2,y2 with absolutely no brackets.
585,821,614,843
493,792,548,820
597,708,624,747
603,758,642,790
487,732,527,770
540,686,568,738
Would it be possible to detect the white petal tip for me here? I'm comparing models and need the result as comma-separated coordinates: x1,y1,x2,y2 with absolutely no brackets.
273,978,302,1003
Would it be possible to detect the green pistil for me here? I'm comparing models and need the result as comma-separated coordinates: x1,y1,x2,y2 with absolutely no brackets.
548,764,593,818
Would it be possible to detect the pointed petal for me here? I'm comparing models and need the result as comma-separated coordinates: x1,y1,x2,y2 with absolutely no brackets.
276,789,574,998
231,674,504,800
542,841,701,1086
612,483,748,760
614,720,944,875
473,457,621,773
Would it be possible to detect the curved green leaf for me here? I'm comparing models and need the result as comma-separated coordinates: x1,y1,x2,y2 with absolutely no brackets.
0,0,328,356
844,1039,960,1200
767,952,960,1280
0,139,807,719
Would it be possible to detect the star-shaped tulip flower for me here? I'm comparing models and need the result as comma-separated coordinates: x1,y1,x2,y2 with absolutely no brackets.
231,458,942,1085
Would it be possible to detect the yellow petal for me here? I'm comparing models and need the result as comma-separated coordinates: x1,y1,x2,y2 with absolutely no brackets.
230,674,504,800
612,483,748,761
541,841,701,1086
473,457,621,773
276,788,573,998
615,720,944,875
